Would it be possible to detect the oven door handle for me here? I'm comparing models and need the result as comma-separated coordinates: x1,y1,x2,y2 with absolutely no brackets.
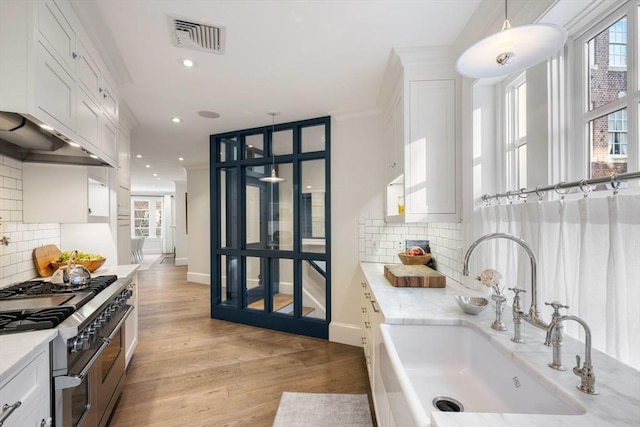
55,305,132,391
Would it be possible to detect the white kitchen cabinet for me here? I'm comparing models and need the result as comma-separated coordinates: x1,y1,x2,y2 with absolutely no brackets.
405,79,458,222
0,0,119,168
22,163,109,223
0,347,51,427
117,124,131,189
360,278,393,427
124,275,139,368
380,49,461,223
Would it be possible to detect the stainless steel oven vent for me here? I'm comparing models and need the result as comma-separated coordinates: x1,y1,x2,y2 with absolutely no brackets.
169,16,225,54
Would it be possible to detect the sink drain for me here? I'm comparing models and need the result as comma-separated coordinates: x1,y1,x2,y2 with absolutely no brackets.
432,396,464,412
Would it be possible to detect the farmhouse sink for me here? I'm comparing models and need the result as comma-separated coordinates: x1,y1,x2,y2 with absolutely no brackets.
379,323,586,427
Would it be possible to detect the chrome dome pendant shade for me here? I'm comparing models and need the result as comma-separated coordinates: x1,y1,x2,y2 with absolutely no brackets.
456,0,567,79
259,112,286,183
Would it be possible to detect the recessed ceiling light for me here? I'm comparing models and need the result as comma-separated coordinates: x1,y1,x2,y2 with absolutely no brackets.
197,110,220,119
179,58,197,68
136,154,142,158
153,173,158,177
306,185,312,189
171,117,182,124
146,164,151,168
157,177,161,180
178,157,184,161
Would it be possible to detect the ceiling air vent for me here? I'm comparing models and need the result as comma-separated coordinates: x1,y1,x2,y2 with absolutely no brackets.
169,16,226,54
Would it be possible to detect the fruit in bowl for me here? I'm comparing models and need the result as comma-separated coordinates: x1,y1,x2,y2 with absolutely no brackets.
51,251,106,273
398,247,431,265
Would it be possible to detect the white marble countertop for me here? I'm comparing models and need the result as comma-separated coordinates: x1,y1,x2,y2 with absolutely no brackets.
0,329,56,385
360,262,640,427
0,264,139,383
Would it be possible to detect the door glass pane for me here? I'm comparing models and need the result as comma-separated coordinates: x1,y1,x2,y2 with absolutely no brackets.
220,168,239,249
245,256,264,311
245,133,264,159
220,255,239,307
300,159,325,254
273,129,293,155
302,260,326,320
587,17,627,111
265,163,293,251
301,124,326,153
589,108,628,178
220,137,238,162
272,258,294,317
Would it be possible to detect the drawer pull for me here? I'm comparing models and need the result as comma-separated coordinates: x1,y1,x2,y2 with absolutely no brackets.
361,282,366,288
370,300,380,313
364,321,371,329
0,401,22,426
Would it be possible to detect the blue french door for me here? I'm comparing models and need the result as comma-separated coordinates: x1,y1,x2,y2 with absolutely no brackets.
210,116,330,339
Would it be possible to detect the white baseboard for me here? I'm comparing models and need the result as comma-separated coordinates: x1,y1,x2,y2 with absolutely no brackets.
175,257,188,266
329,321,363,347
187,272,210,285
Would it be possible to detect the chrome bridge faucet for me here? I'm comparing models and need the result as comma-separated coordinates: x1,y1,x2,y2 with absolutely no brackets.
462,232,548,342
545,308,599,395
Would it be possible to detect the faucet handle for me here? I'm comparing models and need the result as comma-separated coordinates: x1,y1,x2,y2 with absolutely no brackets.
545,301,569,317
508,287,526,298
575,354,582,369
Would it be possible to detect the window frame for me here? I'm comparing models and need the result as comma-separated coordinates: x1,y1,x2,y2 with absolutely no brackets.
503,72,528,190
571,0,639,181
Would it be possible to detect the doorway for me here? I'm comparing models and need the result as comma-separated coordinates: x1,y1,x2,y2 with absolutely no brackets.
210,116,330,339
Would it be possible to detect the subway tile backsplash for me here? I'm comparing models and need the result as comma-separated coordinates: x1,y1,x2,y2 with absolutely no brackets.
358,211,463,286
0,155,60,286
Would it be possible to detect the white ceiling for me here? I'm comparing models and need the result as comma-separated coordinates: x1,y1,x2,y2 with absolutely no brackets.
73,0,484,194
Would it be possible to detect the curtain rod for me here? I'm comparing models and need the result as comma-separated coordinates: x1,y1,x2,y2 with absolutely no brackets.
482,171,640,202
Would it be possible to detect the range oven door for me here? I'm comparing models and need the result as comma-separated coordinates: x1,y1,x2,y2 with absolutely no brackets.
54,305,131,427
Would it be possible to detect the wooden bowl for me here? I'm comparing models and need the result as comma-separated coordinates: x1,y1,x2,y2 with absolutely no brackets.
397,252,431,265
50,258,106,273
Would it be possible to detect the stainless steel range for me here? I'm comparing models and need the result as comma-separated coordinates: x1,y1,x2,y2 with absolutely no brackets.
0,275,133,427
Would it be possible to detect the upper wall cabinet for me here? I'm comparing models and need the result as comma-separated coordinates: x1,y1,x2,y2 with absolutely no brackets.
379,48,461,223
0,0,119,167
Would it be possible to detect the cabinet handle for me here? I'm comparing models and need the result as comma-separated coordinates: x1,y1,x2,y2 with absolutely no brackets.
361,282,366,288
0,401,22,426
364,292,371,299
364,321,371,329
72,52,78,59
370,300,380,313
361,307,367,314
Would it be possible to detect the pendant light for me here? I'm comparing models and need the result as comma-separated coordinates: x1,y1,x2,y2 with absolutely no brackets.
260,112,285,183
455,0,567,79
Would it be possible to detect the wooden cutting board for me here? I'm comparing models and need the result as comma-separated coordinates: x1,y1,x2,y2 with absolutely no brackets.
384,264,446,288
33,244,62,277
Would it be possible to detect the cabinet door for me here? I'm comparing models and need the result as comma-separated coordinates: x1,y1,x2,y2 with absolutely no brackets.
100,117,118,166
100,75,119,123
392,95,403,175
117,186,131,217
405,79,458,222
77,38,101,103
35,42,75,132
37,0,76,75
117,127,131,189
76,87,101,152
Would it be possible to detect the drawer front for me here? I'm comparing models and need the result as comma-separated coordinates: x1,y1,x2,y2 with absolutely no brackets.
0,350,49,427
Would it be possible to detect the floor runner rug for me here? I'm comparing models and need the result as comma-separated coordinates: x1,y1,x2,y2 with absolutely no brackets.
272,392,373,427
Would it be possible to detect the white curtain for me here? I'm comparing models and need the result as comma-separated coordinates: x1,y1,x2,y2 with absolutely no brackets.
473,194,640,370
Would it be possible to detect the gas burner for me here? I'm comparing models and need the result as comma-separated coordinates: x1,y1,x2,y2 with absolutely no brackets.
0,306,76,333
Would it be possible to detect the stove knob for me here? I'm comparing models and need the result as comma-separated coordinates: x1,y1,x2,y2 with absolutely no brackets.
97,313,108,325
79,331,91,350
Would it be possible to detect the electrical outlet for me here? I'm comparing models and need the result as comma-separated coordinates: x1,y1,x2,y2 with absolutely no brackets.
397,240,404,250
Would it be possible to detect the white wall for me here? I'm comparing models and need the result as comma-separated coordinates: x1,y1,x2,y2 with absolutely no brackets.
186,166,210,284
329,113,387,344
0,155,60,286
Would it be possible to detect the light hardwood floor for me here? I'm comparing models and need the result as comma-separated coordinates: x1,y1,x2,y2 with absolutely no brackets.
108,257,372,427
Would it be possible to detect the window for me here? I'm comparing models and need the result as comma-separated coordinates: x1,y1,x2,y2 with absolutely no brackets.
608,109,628,156
608,18,627,68
132,198,163,237
505,73,527,189
576,2,639,180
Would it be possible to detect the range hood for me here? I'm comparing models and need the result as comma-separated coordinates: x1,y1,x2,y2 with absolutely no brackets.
0,111,110,166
